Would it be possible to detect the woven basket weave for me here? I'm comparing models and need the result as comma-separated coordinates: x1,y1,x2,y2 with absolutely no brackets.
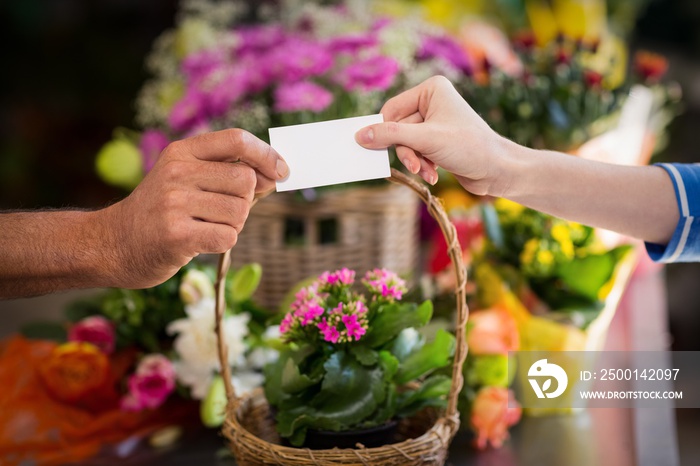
230,182,419,310
214,169,469,466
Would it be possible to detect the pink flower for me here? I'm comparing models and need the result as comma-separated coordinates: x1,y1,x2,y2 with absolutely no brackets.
471,387,521,449
168,88,207,132
269,38,333,82
236,25,286,56
467,308,519,355
68,316,116,355
336,55,400,92
300,303,325,326
319,268,355,287
363,268,407,302
342,314,366,341
318,319,339,343
329,33,378,53
120,354,176,412
139,130,169,173
280,313,295,334
274,81,334,113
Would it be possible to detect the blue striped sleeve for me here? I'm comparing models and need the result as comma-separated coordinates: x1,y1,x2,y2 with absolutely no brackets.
645,163,700,263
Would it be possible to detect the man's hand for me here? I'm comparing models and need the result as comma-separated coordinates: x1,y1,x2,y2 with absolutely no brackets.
102,129,289,289
0,129,289,298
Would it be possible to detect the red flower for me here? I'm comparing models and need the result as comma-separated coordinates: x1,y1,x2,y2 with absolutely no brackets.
512,31,536,50
634,51,668,83
68,316,116,354
583,69,603,88
555,48,571,65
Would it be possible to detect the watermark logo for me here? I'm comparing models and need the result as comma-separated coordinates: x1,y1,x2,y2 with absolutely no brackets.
528,358,568,399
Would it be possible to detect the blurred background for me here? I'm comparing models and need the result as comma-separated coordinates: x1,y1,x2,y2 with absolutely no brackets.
1,0,700,463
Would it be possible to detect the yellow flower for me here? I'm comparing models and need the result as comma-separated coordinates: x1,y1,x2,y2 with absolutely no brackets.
551,224,575,259
495,198,525,218
520,238,539,266
536,250,555,266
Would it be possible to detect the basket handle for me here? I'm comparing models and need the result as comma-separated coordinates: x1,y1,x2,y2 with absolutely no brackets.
214,168,469,420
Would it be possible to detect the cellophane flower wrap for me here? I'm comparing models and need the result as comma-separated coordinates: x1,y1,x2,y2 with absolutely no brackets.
96,0,472,189
265,268,456,446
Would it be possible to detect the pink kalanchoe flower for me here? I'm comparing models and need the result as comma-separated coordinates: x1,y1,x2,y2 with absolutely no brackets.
139,130,169,173
318,319,340,343
337,55,400,92
300,303,325,326
120,354,176,412
363,268,408,302
274,81,333,113
68,316,116,355
318,268,356,289
280,313,295,334
342,314,366,341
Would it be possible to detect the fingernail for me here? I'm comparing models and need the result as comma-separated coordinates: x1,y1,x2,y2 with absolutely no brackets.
429,173,438,185
410,162,420,175
356,128,374,145
276,158,289,178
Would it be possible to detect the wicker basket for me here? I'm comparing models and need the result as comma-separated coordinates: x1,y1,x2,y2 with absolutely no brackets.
213,169,469,466
230,182,419,310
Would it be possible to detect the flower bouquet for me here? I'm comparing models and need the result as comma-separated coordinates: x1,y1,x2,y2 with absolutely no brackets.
0,262,277,465
266,267,454,448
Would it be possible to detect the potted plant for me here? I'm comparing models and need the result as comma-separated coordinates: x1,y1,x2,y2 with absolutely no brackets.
264,267,456,448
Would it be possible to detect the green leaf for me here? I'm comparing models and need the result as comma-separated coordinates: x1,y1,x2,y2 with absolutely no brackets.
363,301,433,348
275,350,386,445
229,263,263,304
556,246,630,301
281,358,318,394
395,329,455,385
201,375,227,428
466,354,511,388
387,328,424,362
350,345,379,366
397,374,452,417
264,352,288,406
20,322,67,342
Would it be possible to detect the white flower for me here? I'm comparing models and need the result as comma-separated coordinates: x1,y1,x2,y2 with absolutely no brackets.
167,298,250,399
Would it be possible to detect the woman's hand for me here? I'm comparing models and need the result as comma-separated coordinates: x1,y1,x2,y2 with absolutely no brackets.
355,76,517,197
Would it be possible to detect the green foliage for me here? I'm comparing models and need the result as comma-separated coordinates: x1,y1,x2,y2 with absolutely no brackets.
266,299,453,446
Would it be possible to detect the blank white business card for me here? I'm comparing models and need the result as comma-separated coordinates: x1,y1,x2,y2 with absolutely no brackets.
270,114,390,192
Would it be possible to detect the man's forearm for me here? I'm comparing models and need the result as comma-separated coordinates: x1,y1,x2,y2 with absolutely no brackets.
499,144,679,245
0,210,116,298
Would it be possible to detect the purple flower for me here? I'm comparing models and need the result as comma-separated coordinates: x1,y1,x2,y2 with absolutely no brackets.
236,25,286,56
168,88,207,132
274,81,334,113
329,33,378,53
342,314,366,341
337,55,400,92
268,38,333,82
204,68,248,117
182,48,227,81
139,130,169,173
318,319,340,343
418,35,473,74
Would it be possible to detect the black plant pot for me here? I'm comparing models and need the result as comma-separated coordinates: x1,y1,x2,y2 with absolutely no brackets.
301,420,399,450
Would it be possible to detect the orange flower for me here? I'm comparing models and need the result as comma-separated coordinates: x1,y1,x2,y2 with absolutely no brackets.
471,387,522,449
634,50,668,83
39,341,110,403
467,308,519,355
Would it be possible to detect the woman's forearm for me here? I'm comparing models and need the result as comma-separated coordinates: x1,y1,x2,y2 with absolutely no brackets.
498,142,679,245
